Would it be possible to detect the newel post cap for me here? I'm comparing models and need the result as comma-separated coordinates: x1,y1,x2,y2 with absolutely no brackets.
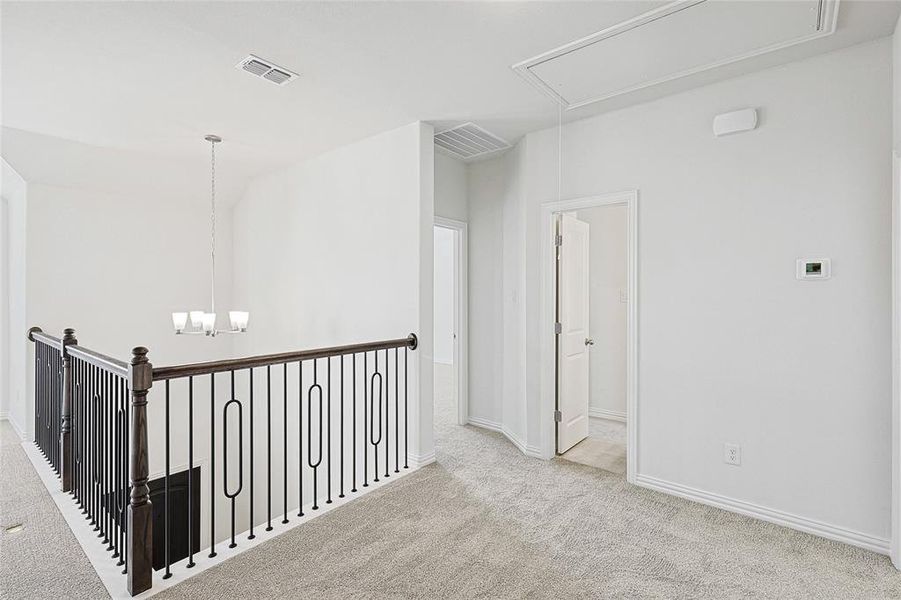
129,346,153,391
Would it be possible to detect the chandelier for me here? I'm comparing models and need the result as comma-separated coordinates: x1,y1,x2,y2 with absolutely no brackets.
171,135,249,336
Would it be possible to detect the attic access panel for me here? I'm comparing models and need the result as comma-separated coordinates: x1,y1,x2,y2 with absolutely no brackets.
514,0,838,109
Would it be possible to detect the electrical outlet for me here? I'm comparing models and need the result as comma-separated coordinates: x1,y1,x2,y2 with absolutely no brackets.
724,443,741,466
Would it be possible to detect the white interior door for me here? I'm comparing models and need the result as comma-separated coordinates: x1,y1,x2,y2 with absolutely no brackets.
557,213,590,453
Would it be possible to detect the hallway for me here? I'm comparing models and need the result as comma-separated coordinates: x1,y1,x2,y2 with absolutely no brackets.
2,411,899,598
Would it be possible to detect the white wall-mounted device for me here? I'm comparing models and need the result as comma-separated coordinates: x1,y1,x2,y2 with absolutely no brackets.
796,258,831,280
713,108,758,137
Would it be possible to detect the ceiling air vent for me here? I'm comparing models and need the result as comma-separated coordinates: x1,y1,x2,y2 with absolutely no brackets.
235,54,299,86
434,123,511,161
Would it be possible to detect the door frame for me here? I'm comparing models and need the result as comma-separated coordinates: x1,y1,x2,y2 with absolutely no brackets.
892,150,900,569
434,217,469,426
540,190,638,483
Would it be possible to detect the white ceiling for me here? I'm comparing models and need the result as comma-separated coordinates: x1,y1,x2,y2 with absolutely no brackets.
1,1,898,202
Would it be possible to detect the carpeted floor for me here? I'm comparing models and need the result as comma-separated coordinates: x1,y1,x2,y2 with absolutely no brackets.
0,421,107,600
4,394,901,599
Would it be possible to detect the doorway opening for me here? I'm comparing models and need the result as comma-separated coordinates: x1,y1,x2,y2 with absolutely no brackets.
433,218,468,427
539,191,637,481
556,205,628,475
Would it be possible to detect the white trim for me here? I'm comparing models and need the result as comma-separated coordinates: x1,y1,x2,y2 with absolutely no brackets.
636,474,890,556
467,417,543,458
434,217,469,427
21,438,430,599
511,0,840,110
588,408,626,423
1,415,27,442
892,150,901,569
539,190,639,482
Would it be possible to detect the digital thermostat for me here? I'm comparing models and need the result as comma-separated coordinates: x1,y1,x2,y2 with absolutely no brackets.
796,258,831,280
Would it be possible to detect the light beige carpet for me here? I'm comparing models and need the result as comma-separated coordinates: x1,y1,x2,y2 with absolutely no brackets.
4,405,901,599
0,421,107,600
561,437,626,474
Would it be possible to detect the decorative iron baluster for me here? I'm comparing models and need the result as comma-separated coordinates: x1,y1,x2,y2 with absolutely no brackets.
266,365,272,532
308,359,323,510
209,372,216,558
249,369,256,540
163,379,171,579
282,363,288,524
224,370,243,549
187,376,196,567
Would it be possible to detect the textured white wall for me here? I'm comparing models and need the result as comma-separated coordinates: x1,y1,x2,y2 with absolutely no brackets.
470,40,893,542
434,152,468,222
578,205,627,420
231,122,433,531
433,226,455,365
1,159,27,436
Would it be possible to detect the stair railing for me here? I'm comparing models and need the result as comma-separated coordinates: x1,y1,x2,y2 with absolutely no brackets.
27,327,418,596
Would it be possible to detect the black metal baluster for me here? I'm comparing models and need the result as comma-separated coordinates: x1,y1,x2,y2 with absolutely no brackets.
116,378,125,568
106,371,114,550
112,375,120,561
82,360,89,514
187,376,196,567
351,354,357,494
395,347,399,473
282,363,288,524
266,365,272,532
371,352,382,483
224,370,242,549
339,355,345,499
92,367,100,531
122,379,129,575
249,369,255,540
384,349,389,479
404,348,409,469
308,359,322,510
163,379,171,579
209,372,217,558
297,362,303,517
363,352,368,488
326,357,332,504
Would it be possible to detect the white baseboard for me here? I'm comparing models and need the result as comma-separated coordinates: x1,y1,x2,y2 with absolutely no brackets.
635,474,890,556
589,408,626,422
22,438,430,599
1,415,28,442
467,417,543,459
410,451,436,468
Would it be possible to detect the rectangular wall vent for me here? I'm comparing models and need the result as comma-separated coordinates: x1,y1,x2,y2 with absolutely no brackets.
235,54,299,86
434,123,511,161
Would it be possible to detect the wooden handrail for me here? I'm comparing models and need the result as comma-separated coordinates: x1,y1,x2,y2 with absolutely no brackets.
67,345,129,377
151,333,418,381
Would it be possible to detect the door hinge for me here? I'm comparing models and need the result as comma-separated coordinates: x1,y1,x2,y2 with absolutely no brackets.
554,234,563,247
554,410,562,423
554,322,562,335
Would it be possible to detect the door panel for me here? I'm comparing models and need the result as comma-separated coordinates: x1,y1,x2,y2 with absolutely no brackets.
557,213,590,453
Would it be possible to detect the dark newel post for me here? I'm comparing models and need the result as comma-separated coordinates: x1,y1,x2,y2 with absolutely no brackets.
59,328,78,492
127,347,153,596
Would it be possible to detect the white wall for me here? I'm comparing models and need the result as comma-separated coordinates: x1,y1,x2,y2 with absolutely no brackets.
578,205,627,421
433,226,454,365
471,40,893,545
434,152,468,222
895,14,901,154
231,121,433,531
1,158,28,438
467,156,505,426
891,12,901,568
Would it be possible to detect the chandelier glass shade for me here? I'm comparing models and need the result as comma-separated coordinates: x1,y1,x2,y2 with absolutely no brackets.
172,135,249,337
